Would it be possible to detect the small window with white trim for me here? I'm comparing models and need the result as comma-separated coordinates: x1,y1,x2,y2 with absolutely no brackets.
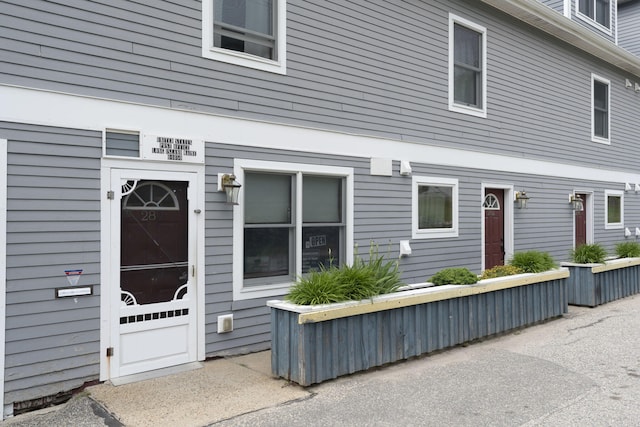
412,176,459,239
449,14,487,118
105,130,140,158
202,0,286,74
576,0,612,32
592,74,610,144
233,160,353,300
605,190,623,229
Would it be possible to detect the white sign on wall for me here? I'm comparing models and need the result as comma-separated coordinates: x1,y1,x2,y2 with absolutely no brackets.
142,134,205,164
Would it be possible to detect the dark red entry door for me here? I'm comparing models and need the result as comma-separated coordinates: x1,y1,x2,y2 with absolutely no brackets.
484,189,504,269
575,193,587,247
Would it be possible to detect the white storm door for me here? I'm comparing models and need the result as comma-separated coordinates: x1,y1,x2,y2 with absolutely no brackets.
110,169,198,378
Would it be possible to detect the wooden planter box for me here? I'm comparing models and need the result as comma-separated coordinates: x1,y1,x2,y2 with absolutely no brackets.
268,269,569,386
563,258,640,307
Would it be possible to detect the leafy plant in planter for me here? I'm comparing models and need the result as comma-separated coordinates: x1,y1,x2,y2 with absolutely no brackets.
509,250,557,273
571,243,607,264
480,264,523,280
614,241,640,258
430,267,478,286
285,244,402,305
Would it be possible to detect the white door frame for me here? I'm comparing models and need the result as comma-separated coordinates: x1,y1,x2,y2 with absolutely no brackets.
99,159,205,381
0,140,7,417
480,183,514,271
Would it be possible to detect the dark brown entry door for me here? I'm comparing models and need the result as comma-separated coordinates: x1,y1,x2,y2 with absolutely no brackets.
484,189,504,269
575,193,587,247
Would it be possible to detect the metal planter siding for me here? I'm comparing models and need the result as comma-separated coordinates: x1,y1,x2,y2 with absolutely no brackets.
269,270,569,386
564,259,640,307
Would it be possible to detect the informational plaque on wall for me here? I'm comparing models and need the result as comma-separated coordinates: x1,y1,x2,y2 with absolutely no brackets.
141,134,205,164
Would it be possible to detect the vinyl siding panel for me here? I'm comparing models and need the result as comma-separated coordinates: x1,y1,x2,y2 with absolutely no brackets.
537,0,565,13
2,0,640,172
619,1,640,56
0,122,101,404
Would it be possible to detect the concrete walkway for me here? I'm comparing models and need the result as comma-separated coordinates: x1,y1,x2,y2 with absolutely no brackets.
2,293,639,426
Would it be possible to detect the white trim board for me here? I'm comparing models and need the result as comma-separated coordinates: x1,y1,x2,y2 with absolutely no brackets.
2,85,640,184
0,140,6,418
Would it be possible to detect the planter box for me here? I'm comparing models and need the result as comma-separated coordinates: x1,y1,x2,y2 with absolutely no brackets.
563,258,640,307
268,269,569,386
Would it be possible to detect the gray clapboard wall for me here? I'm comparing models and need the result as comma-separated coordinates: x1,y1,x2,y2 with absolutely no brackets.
0,122,101,405
537,0,565,13
619,1,640,56
205,142,633,357
1,0,640,171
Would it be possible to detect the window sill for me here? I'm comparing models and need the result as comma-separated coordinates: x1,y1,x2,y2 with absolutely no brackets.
449,103,487,118
202,47,286,75
412,229,459,240
233,282,292,301
591,135,611,145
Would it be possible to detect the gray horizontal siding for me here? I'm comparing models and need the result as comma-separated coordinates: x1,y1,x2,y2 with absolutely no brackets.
570,0,617,44
619,1,640,56
537,0,565,13
0,122,102,405
2,0,640,174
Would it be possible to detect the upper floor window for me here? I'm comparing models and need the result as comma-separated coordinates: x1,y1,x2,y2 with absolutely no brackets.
592,74,610,144
412,176,459,239
449,14,487,118
202,0,286,74
577,0,611,31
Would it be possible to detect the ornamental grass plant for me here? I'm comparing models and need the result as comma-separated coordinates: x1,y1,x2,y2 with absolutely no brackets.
509,250,557,273
570,243,607,264
285,244,402,305
614,241,640,258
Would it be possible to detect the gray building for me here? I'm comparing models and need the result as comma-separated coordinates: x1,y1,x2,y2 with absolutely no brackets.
1,0,640,418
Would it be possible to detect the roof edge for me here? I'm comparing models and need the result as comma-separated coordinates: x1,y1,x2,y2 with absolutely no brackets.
481,0,640,77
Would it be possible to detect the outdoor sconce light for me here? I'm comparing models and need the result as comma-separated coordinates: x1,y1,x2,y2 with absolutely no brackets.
217,173,242,205
514,191,530,209
569,194,584,212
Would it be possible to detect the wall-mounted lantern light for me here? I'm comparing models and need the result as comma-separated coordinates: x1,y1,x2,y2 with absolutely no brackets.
514,191,530,209
217,173,242,205
569,194,584,212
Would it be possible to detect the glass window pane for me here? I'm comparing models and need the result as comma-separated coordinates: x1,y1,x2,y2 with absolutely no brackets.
244,227,290,279
454,67,479,106
579,0,593,16
454,24,481,68
245,173,291,224
608,196,621,223
216,0,273,36
594,81,608,109
594,110,608,138
302,226,341,273
303,176,342,223
418,185,453,229
596,0,609,26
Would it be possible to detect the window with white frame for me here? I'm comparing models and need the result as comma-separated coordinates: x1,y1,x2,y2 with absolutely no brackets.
233,160,353,300
605,190,623,229
449,14,487,118
412,176,459,239
202,0,286,74
576,0,611,30
592,74,610,143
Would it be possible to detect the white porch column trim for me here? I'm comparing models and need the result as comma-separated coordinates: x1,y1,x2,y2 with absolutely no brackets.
0,139,8,418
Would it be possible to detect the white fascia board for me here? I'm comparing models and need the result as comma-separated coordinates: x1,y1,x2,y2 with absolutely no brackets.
481,0,640,78
2,84,640,184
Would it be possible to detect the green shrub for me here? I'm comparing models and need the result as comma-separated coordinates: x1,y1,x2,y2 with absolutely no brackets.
615,241,640,258
285,244,402,305
570,243,607,264
430,267,478,286
480,264,523,280
509,251,557,273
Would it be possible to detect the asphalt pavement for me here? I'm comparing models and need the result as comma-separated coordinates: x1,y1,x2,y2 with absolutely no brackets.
2,293,639,426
